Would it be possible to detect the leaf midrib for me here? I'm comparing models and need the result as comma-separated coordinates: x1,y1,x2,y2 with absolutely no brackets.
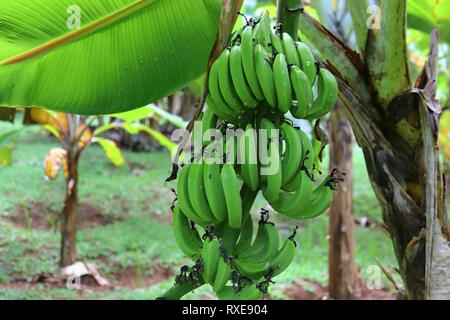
0,0,158,66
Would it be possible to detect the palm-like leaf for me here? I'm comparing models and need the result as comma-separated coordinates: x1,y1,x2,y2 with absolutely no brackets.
0,0,222,114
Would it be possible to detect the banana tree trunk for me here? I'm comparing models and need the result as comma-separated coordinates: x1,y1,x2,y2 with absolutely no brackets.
338,33,448,300
60,156,79,267
328,105,359,299
297,2,448,299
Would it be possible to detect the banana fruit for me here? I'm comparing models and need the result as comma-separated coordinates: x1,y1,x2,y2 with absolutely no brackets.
172,205,203,258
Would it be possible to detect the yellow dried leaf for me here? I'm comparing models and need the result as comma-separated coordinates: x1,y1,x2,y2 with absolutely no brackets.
76,124,92,149
29,108,69,135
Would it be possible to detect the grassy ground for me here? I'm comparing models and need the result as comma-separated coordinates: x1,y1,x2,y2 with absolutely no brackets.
0,129,398,300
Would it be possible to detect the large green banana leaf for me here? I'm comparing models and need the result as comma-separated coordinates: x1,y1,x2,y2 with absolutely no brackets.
0,0,222,115
408,0,450,43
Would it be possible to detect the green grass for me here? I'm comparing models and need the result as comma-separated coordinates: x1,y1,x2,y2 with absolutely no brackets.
0,132,397,300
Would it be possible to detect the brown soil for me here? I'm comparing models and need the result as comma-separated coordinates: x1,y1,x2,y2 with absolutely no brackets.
77,203,119,228
127,160,154,177
150,210,173,225
6,202,121,230
9,202,53,230
114,262,172,288
2,259,172,292
284,279,396,300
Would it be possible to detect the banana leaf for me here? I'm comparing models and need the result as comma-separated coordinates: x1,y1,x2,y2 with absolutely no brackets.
408,0,450,43
0,0,222,115
92,137,125,166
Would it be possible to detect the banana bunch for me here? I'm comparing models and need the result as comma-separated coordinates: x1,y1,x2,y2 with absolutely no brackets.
207,9,338,123
172,118,342,299
173,201,300,299
169,10,343,300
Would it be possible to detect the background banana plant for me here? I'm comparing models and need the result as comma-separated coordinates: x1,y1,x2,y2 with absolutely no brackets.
30,106,180,266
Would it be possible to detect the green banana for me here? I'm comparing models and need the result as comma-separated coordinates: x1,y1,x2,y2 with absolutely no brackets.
216,222,241,254
229,45,258,108
234,213,254,255
230,25,244,46
188,163,218,224
296,41,317,85
281,33,300,66
222,134,235,165
306,68,338,120
267,236,296,277
235,258,269,280
282,128,314,192
213,256,232,293
241,26,264,101
202,236,221,284
208,59,240,117
273,53,292,113
280,123,302,185
258,117,276,184
240,124,259,191
238,219,269,259
201,106,218,140
269,31,284,56
206,95,239,124
221,163,243,229
262,138,282,202
216,284,263,300
284,175,334,219
298,129,314,171
289,65,313,119
250,222,279,264
252,9,271,47
236,223,286,280
203,163,228,222
254,44,277,108
269,170,314,216
177,164,210,226
237,220,279,262
217,49,243,112
172,205,203,257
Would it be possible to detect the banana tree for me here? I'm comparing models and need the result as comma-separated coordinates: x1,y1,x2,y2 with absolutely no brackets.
291,0,448,299
0,123,40,165
33,106,178,267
